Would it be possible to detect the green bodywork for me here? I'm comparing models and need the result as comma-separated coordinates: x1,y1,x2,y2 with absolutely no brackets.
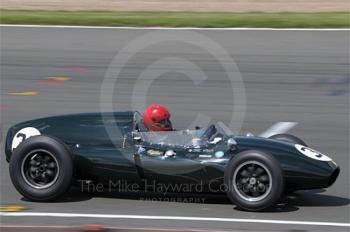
5,112,339,192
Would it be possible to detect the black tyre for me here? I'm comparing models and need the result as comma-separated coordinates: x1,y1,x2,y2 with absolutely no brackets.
9,135,73,201
224,150,284,211
269,133,307,146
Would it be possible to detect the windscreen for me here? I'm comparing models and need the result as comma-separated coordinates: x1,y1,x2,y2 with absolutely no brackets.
137,122,234,148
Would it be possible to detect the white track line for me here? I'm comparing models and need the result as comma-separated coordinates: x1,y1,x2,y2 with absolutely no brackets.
1,212,349,227
0,24,349,31
0,225,220,231
259,122,298,138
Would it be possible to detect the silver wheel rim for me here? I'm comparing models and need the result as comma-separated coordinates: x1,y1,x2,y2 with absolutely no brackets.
21,149,60,189
232,160,272,202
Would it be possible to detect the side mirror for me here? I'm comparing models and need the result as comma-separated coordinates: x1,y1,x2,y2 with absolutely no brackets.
164,150,176,158
246,132,254,137
227,138,237,151
133,135,142,142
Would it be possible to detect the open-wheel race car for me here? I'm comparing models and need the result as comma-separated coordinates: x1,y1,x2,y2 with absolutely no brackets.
5,111,340,211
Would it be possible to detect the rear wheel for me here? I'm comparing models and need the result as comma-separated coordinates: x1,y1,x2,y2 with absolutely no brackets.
269,134,307,146
224,150,284,211
9,136,73,201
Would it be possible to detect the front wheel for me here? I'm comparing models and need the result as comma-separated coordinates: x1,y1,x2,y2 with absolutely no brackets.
9,136,73,201
224,150,284,211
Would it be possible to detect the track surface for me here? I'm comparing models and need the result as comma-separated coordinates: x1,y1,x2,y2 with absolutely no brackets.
0,26,349,231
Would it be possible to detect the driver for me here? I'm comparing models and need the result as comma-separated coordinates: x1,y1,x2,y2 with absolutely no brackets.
143,104,173,131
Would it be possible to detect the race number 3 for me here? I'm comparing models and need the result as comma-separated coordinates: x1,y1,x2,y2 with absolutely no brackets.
295,144,332,162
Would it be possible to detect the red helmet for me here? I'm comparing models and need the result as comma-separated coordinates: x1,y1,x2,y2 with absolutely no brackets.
143,104,173,131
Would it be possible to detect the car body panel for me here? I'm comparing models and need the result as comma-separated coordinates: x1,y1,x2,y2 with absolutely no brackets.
5,112,339,193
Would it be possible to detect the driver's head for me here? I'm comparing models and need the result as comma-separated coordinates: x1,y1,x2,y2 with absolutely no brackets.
143,104,173,131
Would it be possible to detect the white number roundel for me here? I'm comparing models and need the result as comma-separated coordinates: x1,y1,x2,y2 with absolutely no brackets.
12,127,41,151
295,144,332,161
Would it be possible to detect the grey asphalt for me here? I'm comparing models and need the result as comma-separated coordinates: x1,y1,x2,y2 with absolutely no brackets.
0,26,349,231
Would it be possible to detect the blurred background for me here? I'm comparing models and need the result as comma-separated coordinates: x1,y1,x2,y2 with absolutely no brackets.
1,0,349,12
0,1,349,232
